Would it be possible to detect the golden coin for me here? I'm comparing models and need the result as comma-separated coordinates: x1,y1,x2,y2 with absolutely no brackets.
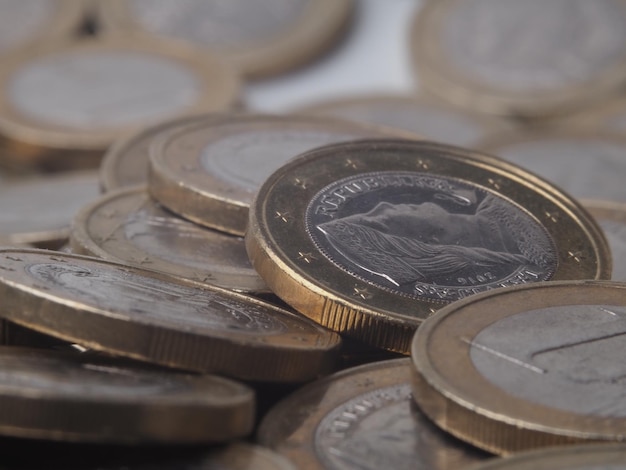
0,35,239,170
149,114,412,236
70,186,269,294
412,0,626,118
0,346,254,443
246,139,610,353
478,130,626,202
411,280,626,455
258,358,490,469
96,0,354,78
585,199,626,282
295,93,513,147
465,443,626,469
0,171,99,249
0,248,341,382
99,114,209,191
0,0,87,56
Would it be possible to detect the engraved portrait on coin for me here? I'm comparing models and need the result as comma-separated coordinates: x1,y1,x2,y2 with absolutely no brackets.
24,262,286,335
470,304,626,417
306,172,557,301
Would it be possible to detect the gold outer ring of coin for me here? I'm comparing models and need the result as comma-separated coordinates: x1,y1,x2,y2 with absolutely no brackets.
294,93,514,146
464,443,626,470
411,280,626,455
96,0,354,78
0,248,341,382
411,0,626,118
99,113,211,191
0,0,88,56
0,346,255,443
70,186,270,294
257,358,489,469
148,113,416,237
245,139,610,353
0,34,240,169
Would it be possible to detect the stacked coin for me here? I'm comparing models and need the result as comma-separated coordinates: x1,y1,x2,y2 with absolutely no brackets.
2,1,626,467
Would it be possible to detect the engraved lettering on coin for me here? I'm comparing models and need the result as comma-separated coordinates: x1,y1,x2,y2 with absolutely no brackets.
306,172,556,302
0,355,187,397
200,129,369,193
24,262,286,335
128,0,308,47
9,52,201,129
470,304,626,416
598,219,626,281
314,384,484,469
492,139,626,202
122,205,253,273
441,0,626,92
0,0,56,53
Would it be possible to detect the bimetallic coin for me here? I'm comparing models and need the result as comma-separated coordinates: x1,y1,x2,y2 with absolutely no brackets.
149,114,412,236
0,249,341,382
258,358,490,469
97,0,353,78
0,347,254,443
0,171,99,248
0,0,86,56
411,280,626,455
412,0,626,117
479,130,626,202
295,94,511,147
585,200,626,281
246,139,610,352
0,35,239,169
99,114,209,191
70,186,269,294
465,443,626,470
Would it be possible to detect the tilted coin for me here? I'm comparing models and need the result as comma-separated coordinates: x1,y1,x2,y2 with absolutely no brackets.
246,139,610,352
0,171,99,248
585,199,626,281
99,114,209,191
0,249,341,382
412,0,626,118
258,358,490,469
70,186,269,294
149,114,413,236
464,443,626,470
97,0,354,78
0,319,68,349
0,35,239,170
0,0,86,56
0,346,254,443
295,94,512,147
479,130,626,202
411,280,626,454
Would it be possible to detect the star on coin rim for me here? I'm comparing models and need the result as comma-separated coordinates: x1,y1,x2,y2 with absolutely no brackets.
245,139,611,353
411,280,626,456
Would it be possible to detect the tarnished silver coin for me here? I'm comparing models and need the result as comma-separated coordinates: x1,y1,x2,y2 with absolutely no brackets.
258,358,490,469
413,0,626,117
0,346,254,443
71,186,269,294
0,171,99,248
0,248,341,382
479,130,626,202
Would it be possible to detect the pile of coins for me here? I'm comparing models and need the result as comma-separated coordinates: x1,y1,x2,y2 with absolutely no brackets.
1,0,626,468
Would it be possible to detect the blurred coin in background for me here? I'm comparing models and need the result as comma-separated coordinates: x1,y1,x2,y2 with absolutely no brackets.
584,200,626,281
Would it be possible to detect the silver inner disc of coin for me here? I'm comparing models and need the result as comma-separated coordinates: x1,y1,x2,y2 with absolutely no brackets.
492,138,626,202
128,0,308,47
470,304,626,417
441,0,626,92
306,171,557,302
0,0,57,53
314,384,484,470
8,51,202,129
